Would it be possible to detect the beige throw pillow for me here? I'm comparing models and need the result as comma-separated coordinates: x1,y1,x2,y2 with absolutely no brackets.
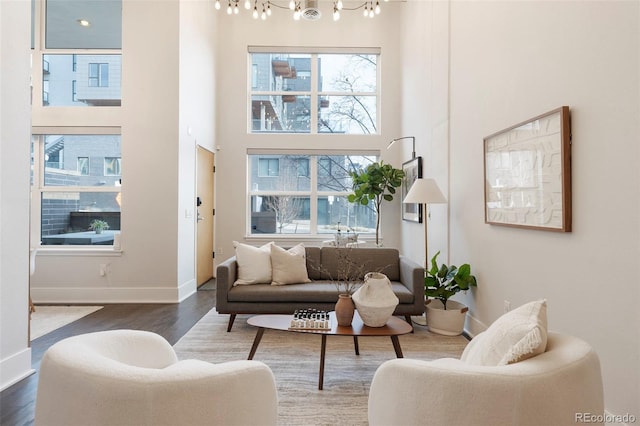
461,299,548,366
233,241,274,285
270,243,311,286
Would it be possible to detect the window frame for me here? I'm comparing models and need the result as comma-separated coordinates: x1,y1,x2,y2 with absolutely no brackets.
31,127,122,249
247,149,379,239
248,46,381,135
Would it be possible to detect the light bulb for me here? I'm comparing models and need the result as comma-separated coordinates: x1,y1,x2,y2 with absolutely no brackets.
215,0,221,10
375,1,381,14
369,8,374,18
234,3,239,13
293,9,301,20
333,7,340,20
289,0,295,10
337,0,343,10
253,6,258,18
267,4,272,15
244,0,250,9
261,10,266,19
363,6,368,17
227,3,233,14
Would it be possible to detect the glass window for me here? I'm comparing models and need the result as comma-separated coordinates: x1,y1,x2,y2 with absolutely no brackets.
104,157,121,176
258,158,279,177
249,153,377,235
33,132,122,246
43,54,122,107
45,0,122,49
249,51,379,134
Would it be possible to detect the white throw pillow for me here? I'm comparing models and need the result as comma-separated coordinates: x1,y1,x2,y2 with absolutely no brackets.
233,241,274,285
270,243,311,286
461,299,548,366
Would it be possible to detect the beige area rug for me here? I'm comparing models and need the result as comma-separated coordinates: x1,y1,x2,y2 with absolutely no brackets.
30,305,103,341
174,309,469,426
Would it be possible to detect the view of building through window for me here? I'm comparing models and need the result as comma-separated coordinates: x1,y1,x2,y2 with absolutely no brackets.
250,51,378,134
249,153,378,235
32,133,122,246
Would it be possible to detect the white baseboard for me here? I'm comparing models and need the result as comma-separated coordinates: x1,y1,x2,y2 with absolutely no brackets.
31,284,193,304
1,348,34,392
464,311,487,338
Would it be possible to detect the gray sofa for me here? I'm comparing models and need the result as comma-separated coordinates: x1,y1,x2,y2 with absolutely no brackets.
216,246,425,331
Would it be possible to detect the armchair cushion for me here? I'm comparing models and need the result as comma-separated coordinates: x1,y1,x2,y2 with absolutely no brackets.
462,299,547,366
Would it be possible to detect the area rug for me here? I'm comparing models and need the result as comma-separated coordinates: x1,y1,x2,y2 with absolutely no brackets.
174,309,469,425
30,305,103,341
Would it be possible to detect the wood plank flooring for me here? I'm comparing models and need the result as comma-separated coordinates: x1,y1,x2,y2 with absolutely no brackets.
0,284,216,426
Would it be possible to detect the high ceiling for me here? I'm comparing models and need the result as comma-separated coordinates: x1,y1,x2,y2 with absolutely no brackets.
45,0,121,49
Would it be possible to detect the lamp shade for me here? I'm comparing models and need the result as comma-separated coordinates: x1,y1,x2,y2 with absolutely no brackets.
403,178,447,204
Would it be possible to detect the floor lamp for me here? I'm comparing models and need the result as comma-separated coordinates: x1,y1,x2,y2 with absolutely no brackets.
403,178,447,325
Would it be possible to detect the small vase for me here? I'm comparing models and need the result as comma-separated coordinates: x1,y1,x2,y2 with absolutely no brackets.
95,229,103,234
335,294,355,326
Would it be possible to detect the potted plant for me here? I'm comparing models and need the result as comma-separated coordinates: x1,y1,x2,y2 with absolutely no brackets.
89,219,110,234
347,161,404,246
424,251,477,336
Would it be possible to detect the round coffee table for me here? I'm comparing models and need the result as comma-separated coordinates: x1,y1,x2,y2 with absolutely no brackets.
247,311,413,390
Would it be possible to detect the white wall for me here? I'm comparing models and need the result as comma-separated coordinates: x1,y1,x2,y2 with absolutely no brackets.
0,0,34,390
30,0,216,303
213,2,405,265
401,0,639,419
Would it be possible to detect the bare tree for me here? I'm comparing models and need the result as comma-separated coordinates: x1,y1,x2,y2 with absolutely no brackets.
263,195,304,233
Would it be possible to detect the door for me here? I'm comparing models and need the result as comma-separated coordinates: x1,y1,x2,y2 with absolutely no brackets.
196,146,215,286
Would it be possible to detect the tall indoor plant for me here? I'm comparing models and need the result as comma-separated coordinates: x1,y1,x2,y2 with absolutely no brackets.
347,161,404,246
424,251,477,335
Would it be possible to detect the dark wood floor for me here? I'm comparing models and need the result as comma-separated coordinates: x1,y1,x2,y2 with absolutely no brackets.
0,284,216,426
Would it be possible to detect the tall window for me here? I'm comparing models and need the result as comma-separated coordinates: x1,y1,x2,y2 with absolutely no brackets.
249,47,379,134
89,63,109,87
248,152,378,236
32,130,122,246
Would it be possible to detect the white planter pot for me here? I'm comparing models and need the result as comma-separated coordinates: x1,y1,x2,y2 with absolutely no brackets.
425,299,468,336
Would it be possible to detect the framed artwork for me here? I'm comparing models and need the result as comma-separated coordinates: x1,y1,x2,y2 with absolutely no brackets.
402,156,422,223
484,106,572,232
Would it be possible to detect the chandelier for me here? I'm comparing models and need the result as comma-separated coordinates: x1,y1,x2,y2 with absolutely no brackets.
214,0,389,22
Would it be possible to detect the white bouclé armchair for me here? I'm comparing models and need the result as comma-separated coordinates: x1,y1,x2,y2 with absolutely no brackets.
35,329,278,426
368,331,604,426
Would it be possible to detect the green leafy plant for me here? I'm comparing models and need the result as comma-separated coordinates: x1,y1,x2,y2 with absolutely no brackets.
347,161,404,246
425,251,477,310
89,219,109,233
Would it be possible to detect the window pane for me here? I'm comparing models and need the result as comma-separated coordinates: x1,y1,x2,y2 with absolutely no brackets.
318,54,377,93
250,155,310,191
45,0,122,49
317,196,375,235
252,53,312,92
251,95,311,133
318,95,377,134
251,195,310,234
40,191,121,245
317,154,376,191
43,54,121,106
43,134,122,186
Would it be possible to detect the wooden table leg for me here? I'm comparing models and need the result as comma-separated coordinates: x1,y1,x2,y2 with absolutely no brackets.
353,336,360,355
319,334,327,390
248,327,265,360
390,335,404,358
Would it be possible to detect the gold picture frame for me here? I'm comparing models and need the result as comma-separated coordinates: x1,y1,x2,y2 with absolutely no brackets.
484,106,572,232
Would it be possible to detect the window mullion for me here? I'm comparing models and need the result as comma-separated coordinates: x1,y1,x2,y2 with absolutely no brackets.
310,54,318,134
309,156,318,233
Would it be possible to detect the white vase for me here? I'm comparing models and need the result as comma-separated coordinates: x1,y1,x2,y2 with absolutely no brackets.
425,299,468,336
352,272,399,327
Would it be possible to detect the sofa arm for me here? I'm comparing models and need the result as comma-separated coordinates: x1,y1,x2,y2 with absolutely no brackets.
399,255,424,308
216,256,237,312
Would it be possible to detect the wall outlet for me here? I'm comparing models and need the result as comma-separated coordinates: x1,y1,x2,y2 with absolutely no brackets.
503,300,511,313
99,264,108,276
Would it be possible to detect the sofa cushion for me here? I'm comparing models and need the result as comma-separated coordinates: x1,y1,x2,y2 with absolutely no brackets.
461,299,548,366
304,247,322,280
233,241,274,285
228,280,414,304
318,247,400,281
271,243,311,286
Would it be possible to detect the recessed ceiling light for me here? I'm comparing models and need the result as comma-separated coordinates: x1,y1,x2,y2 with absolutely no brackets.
77,19,91,27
